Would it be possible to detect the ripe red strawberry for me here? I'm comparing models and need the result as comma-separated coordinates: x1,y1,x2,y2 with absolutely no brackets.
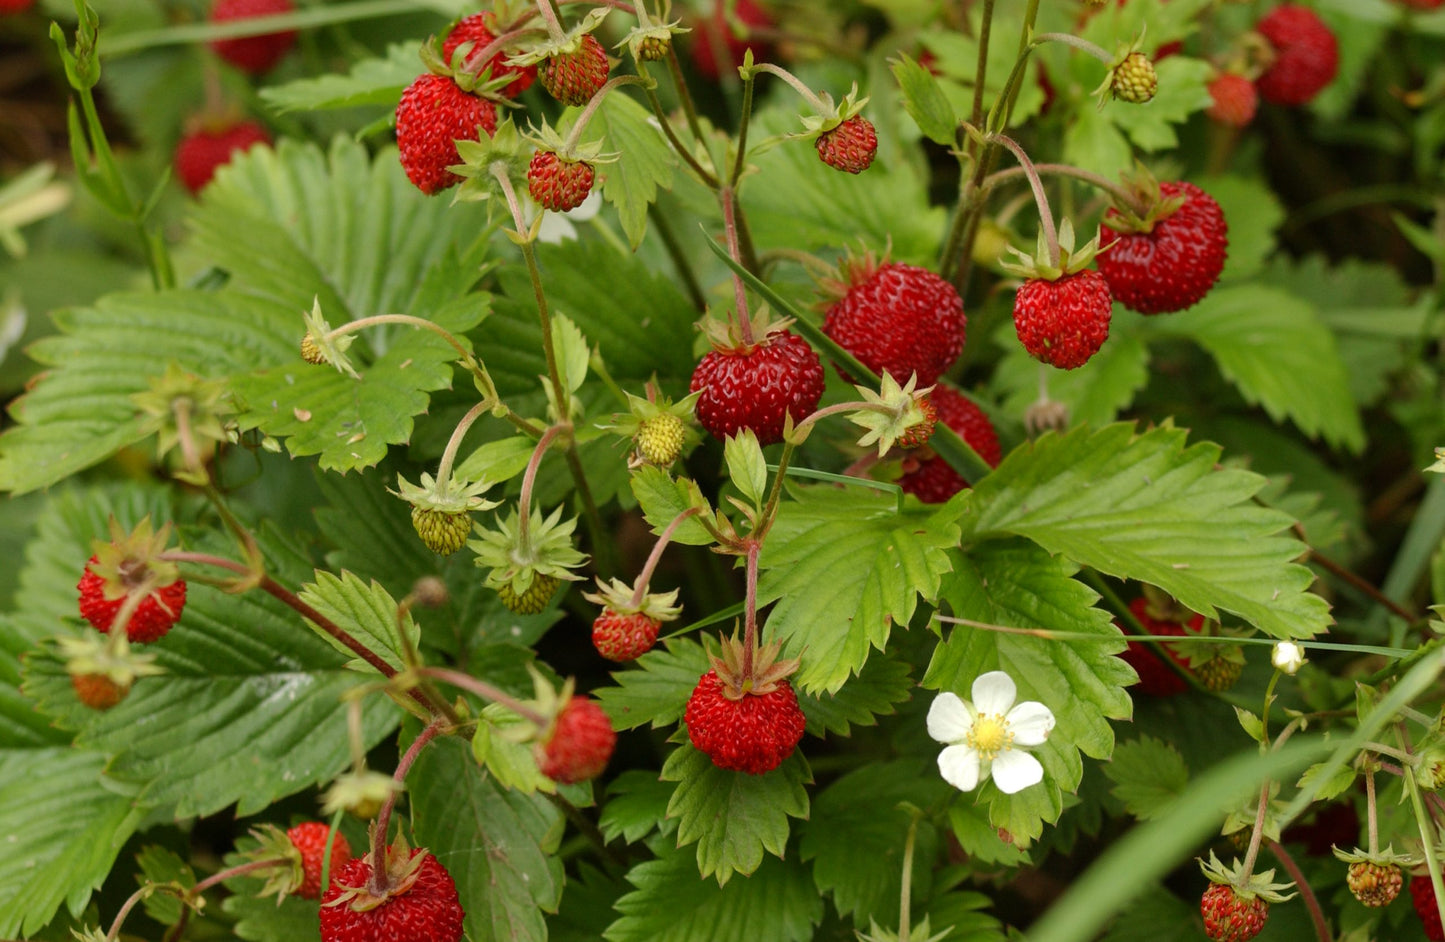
442,12,535,97
528,150,595,212
287,822,352,900
320,847,464,942
538,34,609,107
209,0,298,75
593,610,661,662
1201,882,1269,942
1413,875,1445,941
1347,861,1402,908
690,327,824,445
0,0,35,12
174,120,272,194
535,695,616,784
816,115,877,174
1254,5,1339,107
1013,269,1112,370
395,72,498,195
1098,181,1228,315
71,673,128,710
821,259,966,387
78,555,187,643
685,668,805,774
691,0,773,82
898,386,1001,503
1206,73,1259,128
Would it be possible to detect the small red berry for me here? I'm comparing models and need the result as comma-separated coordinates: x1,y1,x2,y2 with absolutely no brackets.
78,555,187,643
1200,882,1269,942
821,261,966,388
527,150,596,212
1206,73,1259,128
538,34,609,107
690,329,824,446
816,116,877,174
535,696,616,784
71,673,128,711
174,121,272,194
1098,181,1229,315
320,848,464,942
898,386,1002,504
592,610,661,662
395,73,498,195
1013,269,1112,370
287,822,352,900
442,12,536,97
1254,5,1339,107
1412,874,1445,941
685,668,805,775
209,0,298,75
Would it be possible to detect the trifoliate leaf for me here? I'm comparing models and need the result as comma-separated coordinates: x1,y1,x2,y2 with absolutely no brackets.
296,570,421,674
1102,736,1190,822
595,637,709,731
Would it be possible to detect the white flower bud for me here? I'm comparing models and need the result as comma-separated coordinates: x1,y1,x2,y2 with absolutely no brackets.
1271,641,1305,675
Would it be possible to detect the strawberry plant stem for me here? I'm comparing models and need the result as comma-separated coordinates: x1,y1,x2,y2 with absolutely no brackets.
368,716,448,895
719,185,755,342
984,162,1145,216
990,133,1060,269
461,27,545,74
531,0,567,43
102,884,159,942
420,667,549,726
1264,840,1330,942
970,0,995,127
741,540,761,679
188,856,289,898
324,313,474,362
663,46,708,147
628,506,704,609
640,81,718,186
517,424,565,552
1032,32,1115,66
434,401,492,497
562,75,651,153
746,62,831,115
1405,763,1445,933
1366,768,1380,853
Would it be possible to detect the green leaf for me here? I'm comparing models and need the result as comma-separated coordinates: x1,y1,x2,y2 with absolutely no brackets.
134,845,195,925
922,890,1009,942
600,769,678,844
552,312,591,396
798,761,949,925
724,430,768,508
1148,285,1365,453
588,91,677,248
1062,105,1133,178
222,880,321,942
923,539,1135,841
1199,175,1284,284
0,291,295,494
994,319,1150,428
1295,759,1358,802
0,747,147,937
232,296,486,473
947,800,1032,866
757,483,958,693
1108,57,1213,152
410,734,565,942
1101,736,1190,821
1098,886,1199,942
454,435,536,487
473,703,558,795
661,743,811,884
260,42,421,112
1233,706,1265,744
604,843,823,942
955,423,1333,641
796,649,913,738
595,637,708,731
631,468,715,546
891,53,958,146
296,570,421,673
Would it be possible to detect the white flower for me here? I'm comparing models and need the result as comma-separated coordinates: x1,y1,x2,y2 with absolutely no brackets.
927,671,1056,795
1271,641,1306,675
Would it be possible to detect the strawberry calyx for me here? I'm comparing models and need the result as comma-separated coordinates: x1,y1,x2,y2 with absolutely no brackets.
1099,164,1190,235
243,823,313,900
583,576,683,623
322,834,428,909
87,517,183,603
58,632,163,709
1332,844,1418,868
470,505,589,608
1000,217,1102,282
708,629,799,701
813,242,890,305
418,31,517,99
697,304,792,356
1199,850,1298,905
847,372,938,457
503,5,610,69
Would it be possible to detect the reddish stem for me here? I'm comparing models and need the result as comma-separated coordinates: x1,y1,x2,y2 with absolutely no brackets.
628,506,704,610
741,540,761,679
367,716,447,896
517,424,566,552
416,666,549,727
1266,840,1331,942
719,186,754,344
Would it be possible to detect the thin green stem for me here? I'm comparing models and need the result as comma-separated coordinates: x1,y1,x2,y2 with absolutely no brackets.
103,885,156,942
984,161,1142,214
1366,768,1380,854
531,0,568,42
1406,763,1445,934
561,75,652,153
720,186,754,342
665,44,708,146
325,313,473,362
1032,31,1114,64
741,540,761,678
1363,740,1415,764
641,82,719,186
731,67,757,188
970,0,995,128
747,62,830,113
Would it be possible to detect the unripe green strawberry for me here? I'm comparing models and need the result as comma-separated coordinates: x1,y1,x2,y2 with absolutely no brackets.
1194,651,1244,692
1112,53,1157,103
637,412,686,466
411,507,472,556
816,115,877,174
539,34,609,107
300,334,325,364
497,573,559,615
637,33,671,61
1348,861,1403,908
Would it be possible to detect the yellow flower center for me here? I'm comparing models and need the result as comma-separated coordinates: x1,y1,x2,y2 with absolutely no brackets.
968,713,1013,759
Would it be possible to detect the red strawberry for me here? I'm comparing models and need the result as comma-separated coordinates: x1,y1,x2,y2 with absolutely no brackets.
287,822,352,900
174,120,272,194
685,668,805,774
691,0,773,82
1098,181,1228,315
395,73,498,195
1118,595,1199,696
534,695,616,784
593,610,661,662
527,150,595,212
895,395,938,450
898,386,1001,504
442,12,536,97
1254,5,1338,107
690,326,824,445
1413,875,1445,941
1201,883,1269,942
320,847,464,942
1206,73,1259,128
538,33,609,107
209,0,298,75
816,115,877,174
820,258,966,387
0,0,34,12
1013,269,1112,370
78,555,187,643
71,673,128,710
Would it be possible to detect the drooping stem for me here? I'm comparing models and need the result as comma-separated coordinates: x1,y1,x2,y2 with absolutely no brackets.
1362,740,1416,764
517,424,566,553
368,716,447,895
530,0,567,42
419,666,549,727
1265,840,1330,942
1032,31,1115,65
434,401,492,494
324,313,473,362
189,857,289,898
561,75,652,152
969,0,995,128
990,132,1060,268
628,506,705,609
1241,720,1305,881
719,186,754,342
103,885,159,942
983,161,1144,216
740,540,762,679
746,62,831,114
731,66,757,188
461,26,546,74
1366,768,1380,854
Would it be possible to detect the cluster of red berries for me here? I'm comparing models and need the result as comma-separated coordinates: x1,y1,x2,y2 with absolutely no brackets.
321,846,465,942
1206,4,1340,129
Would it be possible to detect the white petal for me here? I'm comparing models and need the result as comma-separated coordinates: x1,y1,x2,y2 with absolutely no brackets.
1006,701,1056,746
937,744,982,792
991,750,1044,794
927,692,973,744
971,671,1017,715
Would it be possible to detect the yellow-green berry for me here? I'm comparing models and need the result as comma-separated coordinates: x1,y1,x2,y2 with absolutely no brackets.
638,412,687,466
497,573,560,614
301,334,325,364
1113,53,1158,104
411,507,473,556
